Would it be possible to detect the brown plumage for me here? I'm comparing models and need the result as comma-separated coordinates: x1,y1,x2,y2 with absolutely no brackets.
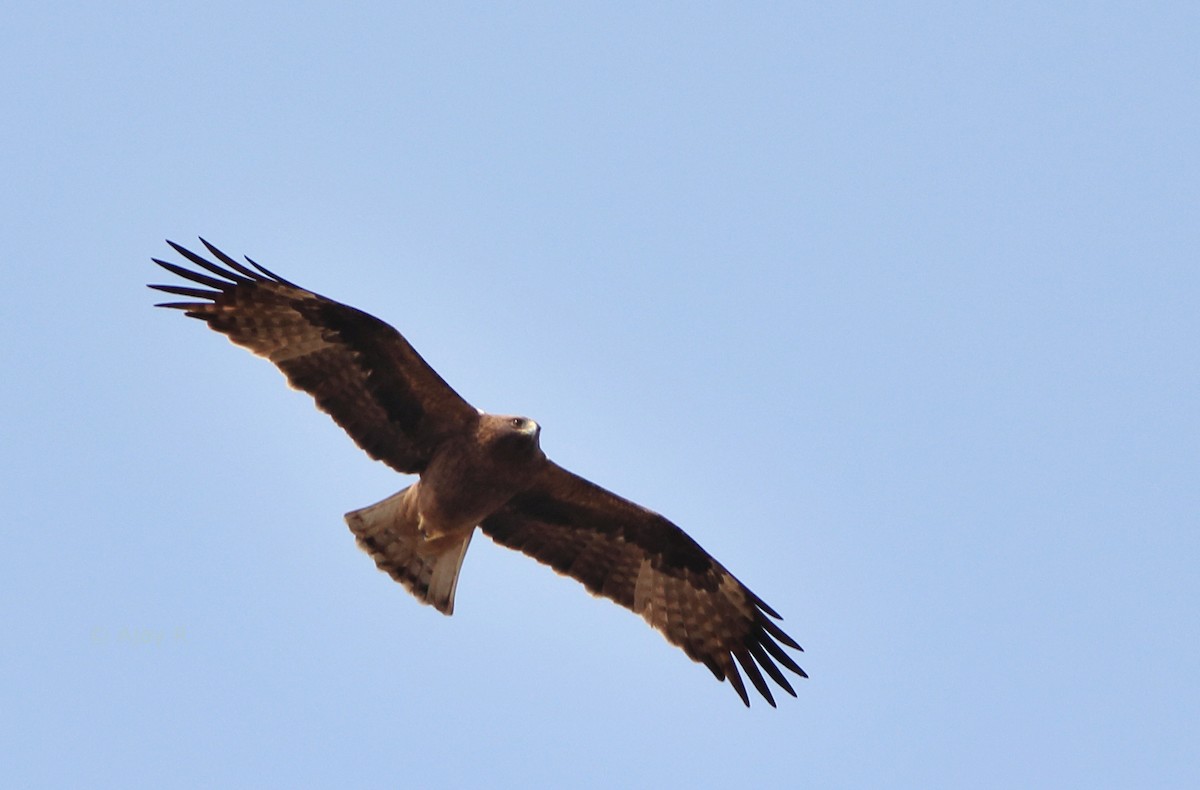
150,239,806,706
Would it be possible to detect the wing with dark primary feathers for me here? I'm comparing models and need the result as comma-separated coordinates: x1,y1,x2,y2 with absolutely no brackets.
480,462,806,707
149,239,478,473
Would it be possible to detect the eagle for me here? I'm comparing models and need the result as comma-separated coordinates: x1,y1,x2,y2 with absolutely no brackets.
150,240,806,707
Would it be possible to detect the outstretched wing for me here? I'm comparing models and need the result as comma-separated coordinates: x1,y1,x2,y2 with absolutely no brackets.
480,462,806,707
149,239,478,473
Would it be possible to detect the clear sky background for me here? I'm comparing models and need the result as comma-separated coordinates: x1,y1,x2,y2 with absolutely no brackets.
2,3,1196,788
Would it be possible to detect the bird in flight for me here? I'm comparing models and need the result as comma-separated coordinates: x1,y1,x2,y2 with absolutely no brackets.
150,240,806,706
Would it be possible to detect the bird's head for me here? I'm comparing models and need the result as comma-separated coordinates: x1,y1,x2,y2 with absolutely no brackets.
505,415,541,439
480,413,544,464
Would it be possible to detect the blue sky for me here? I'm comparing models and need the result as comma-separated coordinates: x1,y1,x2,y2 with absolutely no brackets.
2,2,1197,788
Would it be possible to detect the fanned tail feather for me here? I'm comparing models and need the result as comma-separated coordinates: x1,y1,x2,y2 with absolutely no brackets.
345,485,473,615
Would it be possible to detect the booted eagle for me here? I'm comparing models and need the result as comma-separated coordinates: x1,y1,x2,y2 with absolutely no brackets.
150,240,806,706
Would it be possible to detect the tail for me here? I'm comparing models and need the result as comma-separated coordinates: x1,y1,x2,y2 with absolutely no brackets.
344,485,474,615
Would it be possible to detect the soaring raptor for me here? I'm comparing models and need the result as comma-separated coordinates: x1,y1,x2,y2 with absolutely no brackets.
150,240,806,706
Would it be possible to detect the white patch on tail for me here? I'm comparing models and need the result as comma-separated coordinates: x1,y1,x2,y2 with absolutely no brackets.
344,485,474,615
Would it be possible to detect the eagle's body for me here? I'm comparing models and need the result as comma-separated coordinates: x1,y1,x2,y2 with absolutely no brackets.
151,240,806,707
349,413,546,613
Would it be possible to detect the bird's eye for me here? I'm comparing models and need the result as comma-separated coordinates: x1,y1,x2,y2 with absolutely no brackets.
511,418,524,429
